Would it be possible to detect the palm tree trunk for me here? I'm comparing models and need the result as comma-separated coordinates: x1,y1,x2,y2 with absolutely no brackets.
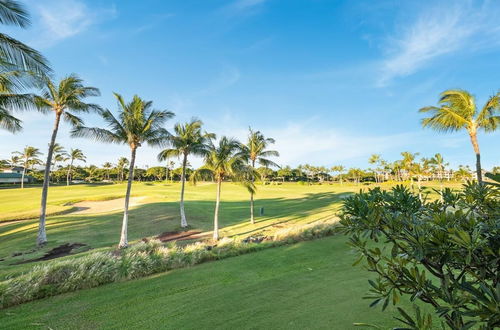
66,159,73,186
469,132,482,184
250,159,255,225
38,112,62,246
179,153,188,228
21,157,27,189
119,147,136,248
213,178,221,241
417,175,422,202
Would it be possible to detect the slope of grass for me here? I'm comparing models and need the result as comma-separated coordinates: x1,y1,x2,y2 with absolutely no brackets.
0,236,412,329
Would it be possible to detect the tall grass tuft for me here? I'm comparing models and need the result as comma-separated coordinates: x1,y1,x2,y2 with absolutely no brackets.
0,218,339,309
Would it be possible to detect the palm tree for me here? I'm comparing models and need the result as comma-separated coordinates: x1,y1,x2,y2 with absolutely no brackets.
420,89,500,184
401,151,419,188
12,146,42,188
241,128,279,224
50,143,68,183
34,75,100,246
454,165,473,182
102,162,113,180
158,118,214,228
116,157,129,181
165,160,175,183
9,154,20,167
72,93,174,248
331,165,345,184
368,154,382,183
66,148,85,186
0,0,51,133
192,137,254,240
429,153,449,199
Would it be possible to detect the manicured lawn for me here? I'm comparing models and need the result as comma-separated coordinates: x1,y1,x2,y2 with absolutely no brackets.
0,182,355,279
0,181,459,279
0,236,413,329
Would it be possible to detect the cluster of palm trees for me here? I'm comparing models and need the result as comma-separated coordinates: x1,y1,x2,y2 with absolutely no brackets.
1,1,499,249
73,105,279,246
0,1,281,247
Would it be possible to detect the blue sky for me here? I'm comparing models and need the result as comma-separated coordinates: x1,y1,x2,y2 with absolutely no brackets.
1,0,499,169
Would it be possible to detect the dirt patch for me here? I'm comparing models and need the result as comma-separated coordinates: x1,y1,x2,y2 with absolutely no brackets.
12,243,88,264
156,230,204,242
40,243,88,260
71,196,147,215
242,236,267,243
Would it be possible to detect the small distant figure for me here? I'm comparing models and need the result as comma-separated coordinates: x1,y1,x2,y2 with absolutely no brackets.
260,207,264,216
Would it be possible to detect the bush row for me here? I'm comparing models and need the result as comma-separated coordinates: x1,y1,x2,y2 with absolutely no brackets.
0,219,339,309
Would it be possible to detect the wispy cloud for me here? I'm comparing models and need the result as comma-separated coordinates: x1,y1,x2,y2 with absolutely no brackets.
28,0,117,47
199,66,241,95
222,0,269,16
132,13,175,35
378,1,500,86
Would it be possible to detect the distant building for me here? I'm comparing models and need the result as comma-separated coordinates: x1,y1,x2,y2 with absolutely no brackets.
0,167,34,184
2,167,25,174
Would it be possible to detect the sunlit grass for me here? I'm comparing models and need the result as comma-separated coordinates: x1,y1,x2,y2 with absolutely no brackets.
0,181,460,280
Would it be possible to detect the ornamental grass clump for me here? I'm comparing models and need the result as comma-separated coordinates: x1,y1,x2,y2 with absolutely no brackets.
272,219,339,243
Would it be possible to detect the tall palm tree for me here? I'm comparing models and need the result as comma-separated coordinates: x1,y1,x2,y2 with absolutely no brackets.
0,0,51,133
66,148,85,186
116,157,129,181
12,145,41,188
192,137,254,240
241,128,279,224
102,162,113,180
158,118,214,228
420,89,500,184
72,93,174,248
34,75,100,246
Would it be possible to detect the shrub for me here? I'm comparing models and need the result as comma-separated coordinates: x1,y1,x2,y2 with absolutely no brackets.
339,182,500,329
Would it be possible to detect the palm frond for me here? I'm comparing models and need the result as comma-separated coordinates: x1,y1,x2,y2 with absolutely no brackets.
0,0,30,27
0,33,51,75
477,93,500,131
71,126,122,144
157,148,181,161
63,112,84,127
0,92,35,111
0,106,21,132
190,167,214,185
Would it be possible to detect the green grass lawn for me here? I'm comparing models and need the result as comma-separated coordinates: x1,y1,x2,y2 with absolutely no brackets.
0,182,363,278
0,236,413,329
0,181,452,328
0,181,459,279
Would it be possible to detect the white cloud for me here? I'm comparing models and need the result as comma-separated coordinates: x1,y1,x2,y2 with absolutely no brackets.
28,0,117,47
378,1,500,86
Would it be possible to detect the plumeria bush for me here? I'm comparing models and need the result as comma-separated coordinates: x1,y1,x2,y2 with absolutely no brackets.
0,219,339,308
339,182,500,329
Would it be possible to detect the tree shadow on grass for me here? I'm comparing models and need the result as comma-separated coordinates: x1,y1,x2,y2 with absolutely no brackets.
0,190,351,271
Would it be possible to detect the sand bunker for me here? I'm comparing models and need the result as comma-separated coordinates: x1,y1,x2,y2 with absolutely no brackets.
71,196,147,215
